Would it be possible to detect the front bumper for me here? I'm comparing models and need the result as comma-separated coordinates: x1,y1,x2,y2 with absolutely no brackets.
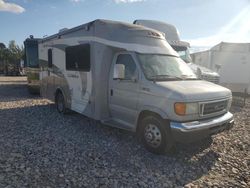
170,112,234,143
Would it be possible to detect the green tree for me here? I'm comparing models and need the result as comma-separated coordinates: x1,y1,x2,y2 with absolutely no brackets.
8,40,24,62
0,43,6,61
0,41,24,74
0,43,5,49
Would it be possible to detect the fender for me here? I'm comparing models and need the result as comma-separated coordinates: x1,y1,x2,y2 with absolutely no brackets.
136,105,169,127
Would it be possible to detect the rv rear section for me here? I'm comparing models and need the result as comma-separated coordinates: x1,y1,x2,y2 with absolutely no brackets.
39,19,234,154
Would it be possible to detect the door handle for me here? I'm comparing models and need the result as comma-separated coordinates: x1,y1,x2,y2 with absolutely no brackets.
110,89,113,96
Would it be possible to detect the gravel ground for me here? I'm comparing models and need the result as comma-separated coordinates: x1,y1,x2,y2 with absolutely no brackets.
0,76,249,188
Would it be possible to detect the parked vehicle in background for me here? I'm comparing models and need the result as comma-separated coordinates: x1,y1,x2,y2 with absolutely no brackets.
24,36,40,94
188,62,220,84
191,42,250,94
133,20,220,84
39,19,234,154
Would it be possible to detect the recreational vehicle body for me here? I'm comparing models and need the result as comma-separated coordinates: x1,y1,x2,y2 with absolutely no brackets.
133,20,220,84
39,20,234,154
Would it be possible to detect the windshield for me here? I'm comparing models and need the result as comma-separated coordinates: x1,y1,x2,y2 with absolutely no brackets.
26,45,39,68
137,53,197,81
177,49,192,63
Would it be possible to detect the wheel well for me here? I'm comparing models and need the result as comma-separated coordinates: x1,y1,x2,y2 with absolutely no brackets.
136,110,163,133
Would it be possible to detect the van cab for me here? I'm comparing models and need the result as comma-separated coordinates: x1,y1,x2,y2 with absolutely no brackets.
111,51,233,153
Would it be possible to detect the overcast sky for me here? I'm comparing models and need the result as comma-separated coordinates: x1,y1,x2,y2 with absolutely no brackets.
0,0,250,50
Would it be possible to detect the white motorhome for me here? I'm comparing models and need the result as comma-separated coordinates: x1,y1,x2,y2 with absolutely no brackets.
39,20,234,154
133,20,220,84
191,42,250,94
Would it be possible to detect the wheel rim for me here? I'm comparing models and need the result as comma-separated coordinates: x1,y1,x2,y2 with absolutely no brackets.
144,123,162,148
57,94,64,112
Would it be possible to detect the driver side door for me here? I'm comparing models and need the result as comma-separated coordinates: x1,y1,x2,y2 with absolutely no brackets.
109,53,140,127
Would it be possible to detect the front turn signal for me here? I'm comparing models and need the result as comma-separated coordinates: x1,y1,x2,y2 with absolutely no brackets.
174,103,186,116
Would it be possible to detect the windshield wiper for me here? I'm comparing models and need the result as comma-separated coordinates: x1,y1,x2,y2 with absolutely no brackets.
149,74,183,81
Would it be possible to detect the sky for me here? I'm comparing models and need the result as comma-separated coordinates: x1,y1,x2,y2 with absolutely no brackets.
0,0,250,51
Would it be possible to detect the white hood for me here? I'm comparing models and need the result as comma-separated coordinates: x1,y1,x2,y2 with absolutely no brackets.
156,80,231,101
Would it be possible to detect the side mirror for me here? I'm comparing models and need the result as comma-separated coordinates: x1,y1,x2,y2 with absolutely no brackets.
113,64,125,80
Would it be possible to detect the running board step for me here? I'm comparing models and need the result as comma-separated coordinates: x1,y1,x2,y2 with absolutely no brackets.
101,119,134,131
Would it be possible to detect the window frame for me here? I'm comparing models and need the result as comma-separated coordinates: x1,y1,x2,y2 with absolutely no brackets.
65,44,91,72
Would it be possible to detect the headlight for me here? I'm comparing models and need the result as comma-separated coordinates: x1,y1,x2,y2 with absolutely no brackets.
174,102,199,116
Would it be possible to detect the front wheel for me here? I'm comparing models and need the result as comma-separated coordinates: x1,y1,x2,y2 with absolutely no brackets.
55,92,67,114
139,115,174,154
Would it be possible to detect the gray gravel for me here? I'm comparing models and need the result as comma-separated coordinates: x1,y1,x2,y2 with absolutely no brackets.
0,76,249,187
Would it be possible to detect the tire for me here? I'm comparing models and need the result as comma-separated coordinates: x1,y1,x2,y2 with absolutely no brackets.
55,92,67,114
139,115,174,154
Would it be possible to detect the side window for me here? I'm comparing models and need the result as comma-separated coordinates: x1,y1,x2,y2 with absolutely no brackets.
65,44,90,71
115,54,136,80
48,49,52,68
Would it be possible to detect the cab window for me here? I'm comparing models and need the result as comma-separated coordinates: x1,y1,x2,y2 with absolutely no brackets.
115,54,136,80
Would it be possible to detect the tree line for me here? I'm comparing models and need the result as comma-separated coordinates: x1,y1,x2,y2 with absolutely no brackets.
0,41,24,64
0,41,24,75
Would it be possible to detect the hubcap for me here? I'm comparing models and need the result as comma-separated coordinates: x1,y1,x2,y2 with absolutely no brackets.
144,124,162,148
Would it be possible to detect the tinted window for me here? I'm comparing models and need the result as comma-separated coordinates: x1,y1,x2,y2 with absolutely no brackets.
26,45,39,68
48,49,52,68
116,54,136,80
66,44,90,71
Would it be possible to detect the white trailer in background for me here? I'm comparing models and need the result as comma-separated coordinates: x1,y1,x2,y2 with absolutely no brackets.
191,42,250,94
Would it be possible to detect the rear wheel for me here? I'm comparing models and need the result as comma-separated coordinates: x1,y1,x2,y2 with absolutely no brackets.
55,92,67,114
139,115,174,154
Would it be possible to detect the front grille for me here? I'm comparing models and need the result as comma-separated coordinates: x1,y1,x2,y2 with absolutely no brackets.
200,100,228,116
202,75,220,84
